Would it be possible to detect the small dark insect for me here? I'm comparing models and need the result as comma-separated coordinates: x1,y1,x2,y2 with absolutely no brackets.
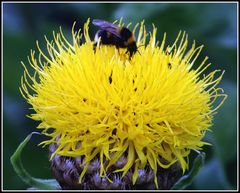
92,19,138,59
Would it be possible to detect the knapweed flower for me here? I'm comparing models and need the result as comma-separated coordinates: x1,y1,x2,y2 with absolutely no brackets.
20,19,227,190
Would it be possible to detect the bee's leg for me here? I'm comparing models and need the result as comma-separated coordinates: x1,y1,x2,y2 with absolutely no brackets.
125,50,132,60
116,45,121,55
93,42,97,53
129,52,133,60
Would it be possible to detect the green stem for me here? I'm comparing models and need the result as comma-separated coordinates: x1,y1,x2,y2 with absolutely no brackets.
10,132,60,190
171,152,206,190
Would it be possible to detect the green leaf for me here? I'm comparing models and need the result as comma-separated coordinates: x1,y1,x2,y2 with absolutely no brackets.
171,152,205,190
10,132,60,190
192,157,231,189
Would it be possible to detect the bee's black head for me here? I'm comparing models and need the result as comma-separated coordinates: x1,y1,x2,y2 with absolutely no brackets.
128,42,137,51
127,42,138,58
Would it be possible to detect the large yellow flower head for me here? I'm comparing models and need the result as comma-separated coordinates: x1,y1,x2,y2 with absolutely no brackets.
20,19,227,188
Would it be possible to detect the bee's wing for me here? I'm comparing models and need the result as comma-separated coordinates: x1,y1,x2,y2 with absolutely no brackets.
92,19,121,38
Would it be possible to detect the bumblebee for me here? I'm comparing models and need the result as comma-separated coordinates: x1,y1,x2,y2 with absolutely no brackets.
92,19,138,58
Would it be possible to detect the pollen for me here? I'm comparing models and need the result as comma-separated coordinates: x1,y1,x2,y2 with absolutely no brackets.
20,18,227,189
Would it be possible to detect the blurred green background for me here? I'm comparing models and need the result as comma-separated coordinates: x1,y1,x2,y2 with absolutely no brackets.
3,2,237,190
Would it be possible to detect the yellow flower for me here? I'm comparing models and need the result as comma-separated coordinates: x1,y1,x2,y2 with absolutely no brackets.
20,19,227,188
